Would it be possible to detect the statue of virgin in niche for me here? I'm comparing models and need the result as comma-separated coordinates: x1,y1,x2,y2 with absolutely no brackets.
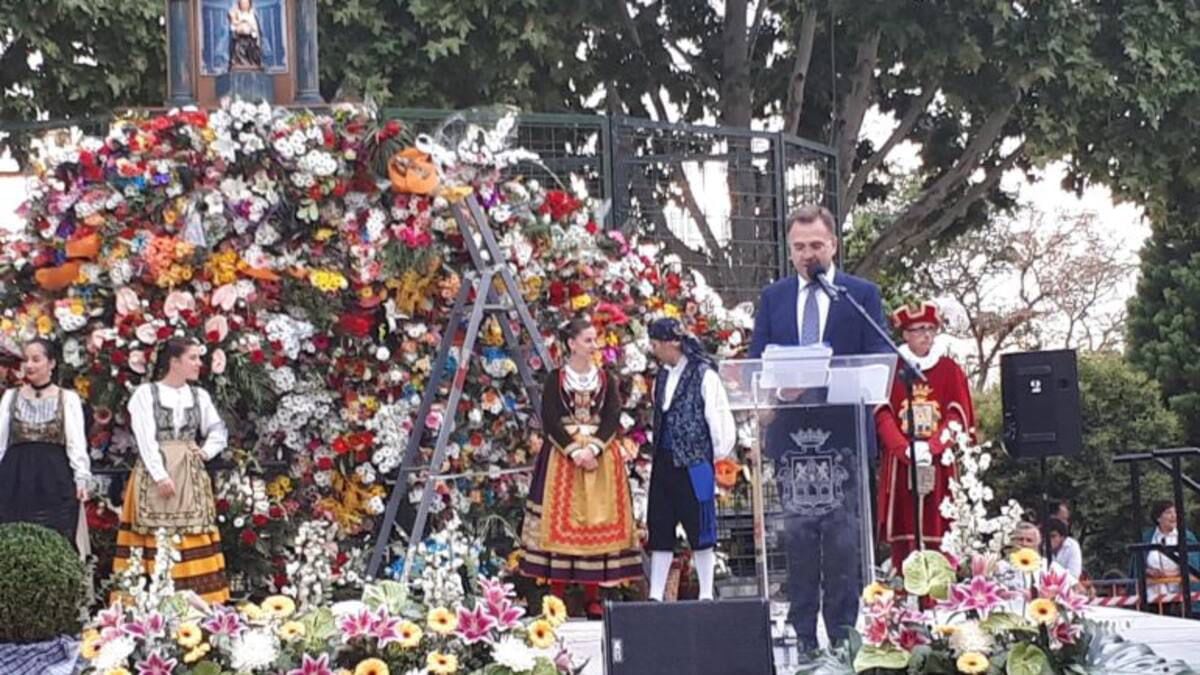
228,0,263,69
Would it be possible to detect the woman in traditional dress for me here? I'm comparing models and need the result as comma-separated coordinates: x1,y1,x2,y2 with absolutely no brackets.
0,339,91,546
113,337,230,604
519,317,642,618
228,0,263,68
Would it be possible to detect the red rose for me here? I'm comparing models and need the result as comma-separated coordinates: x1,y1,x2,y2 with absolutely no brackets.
240,529,258,546
316,457,333,471
312,335,331,351
252,514,269,527
110,351,128,366
273,573,289,590
269,505,284,519
308,184,323,201
332,437,350,455
548,282,567,306
216,498,230,513
338,312,374,338
586,220,599,234
271,354,286,369
250,350,265,365
156,326,173,340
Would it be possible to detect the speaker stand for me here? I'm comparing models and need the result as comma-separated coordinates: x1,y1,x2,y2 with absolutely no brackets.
1039,456,1053,568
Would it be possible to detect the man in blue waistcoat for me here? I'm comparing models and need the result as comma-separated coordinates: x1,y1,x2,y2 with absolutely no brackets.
646,318,737,602
749,205,890,652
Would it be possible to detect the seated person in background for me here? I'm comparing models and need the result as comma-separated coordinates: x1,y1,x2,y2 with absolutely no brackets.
996,521,1081,595
1139,501,1200,596
1046,518,1083,579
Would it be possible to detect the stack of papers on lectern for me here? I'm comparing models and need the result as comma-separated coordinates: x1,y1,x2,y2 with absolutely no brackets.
758,344,833,390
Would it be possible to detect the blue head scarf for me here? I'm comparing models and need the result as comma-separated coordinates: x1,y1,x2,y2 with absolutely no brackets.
648,318,715,368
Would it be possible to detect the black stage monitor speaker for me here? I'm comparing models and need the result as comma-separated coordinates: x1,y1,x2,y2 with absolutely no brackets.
1000,349,1082,459
602,599,773,675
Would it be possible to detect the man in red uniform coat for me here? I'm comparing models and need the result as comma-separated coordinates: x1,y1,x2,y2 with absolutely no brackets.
876,301,975,570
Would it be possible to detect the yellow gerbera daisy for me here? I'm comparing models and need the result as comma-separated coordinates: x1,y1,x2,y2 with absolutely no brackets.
262,595,297,618
183,642,212,664
239,602,266,621
956,652,989,674
860,581,893,604
934,624,958,637
528,618,557,649
175,622,203,648
427,651,459,675
1028,597,1059,625
1009,547,1042,573
278,620,306,641
103,669,132,675
80,635,103,660
354,658,390,675
542,595,568,626
397,620,422,648
427,606,457,635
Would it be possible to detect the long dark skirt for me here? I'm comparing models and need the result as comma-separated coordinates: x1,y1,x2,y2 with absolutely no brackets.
0,441,78,545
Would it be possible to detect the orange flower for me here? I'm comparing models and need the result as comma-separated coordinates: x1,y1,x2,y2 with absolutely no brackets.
714,458,740,489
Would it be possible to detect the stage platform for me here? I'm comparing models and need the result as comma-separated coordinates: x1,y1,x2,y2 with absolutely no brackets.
560,604,1200,674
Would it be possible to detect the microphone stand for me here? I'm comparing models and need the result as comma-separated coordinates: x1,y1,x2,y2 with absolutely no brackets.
810,270,929,562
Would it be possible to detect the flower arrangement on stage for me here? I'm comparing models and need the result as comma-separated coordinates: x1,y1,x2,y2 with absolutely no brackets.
79,535,578,674
0,100,754,600
801,427,1192,674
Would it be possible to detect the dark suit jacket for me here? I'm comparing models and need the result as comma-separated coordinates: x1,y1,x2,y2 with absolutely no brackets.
748,271,890,358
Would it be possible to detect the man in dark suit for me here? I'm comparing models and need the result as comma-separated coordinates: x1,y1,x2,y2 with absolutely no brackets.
749,205,889,653
748,206,889,359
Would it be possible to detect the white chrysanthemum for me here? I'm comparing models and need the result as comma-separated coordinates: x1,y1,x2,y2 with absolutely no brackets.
92,636,135,670
622,342,648,374
230,629,279,671
948,621,994,655
492,635,539,672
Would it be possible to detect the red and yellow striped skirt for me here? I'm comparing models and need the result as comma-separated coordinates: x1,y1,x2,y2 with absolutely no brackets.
112,476,230,605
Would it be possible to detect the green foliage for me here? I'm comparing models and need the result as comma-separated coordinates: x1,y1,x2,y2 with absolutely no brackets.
0,0,165,159
0,523,85,643
316,0,601,109
977,353,1184,577
851,644,910,673
1127,191,1200,446
1006,643,1052,675
901,550,954,600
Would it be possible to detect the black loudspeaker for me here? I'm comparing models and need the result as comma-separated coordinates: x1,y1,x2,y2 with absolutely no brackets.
1000,349,1083,458
602,599,773,675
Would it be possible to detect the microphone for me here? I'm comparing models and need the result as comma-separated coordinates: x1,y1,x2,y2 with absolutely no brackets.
805,262,842,299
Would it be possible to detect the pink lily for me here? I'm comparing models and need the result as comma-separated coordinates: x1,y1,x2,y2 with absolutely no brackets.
456,603,498,645
136,651,177,675
338,607,374,640
941,575,1007,614
369,607,402,648
287,653,335,675
485,597,526,630
862,617,889,646
122,612,165,640
202,607,245,637
480,577,515,607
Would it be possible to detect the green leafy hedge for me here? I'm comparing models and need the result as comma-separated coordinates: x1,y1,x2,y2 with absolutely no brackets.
0,523,85,643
